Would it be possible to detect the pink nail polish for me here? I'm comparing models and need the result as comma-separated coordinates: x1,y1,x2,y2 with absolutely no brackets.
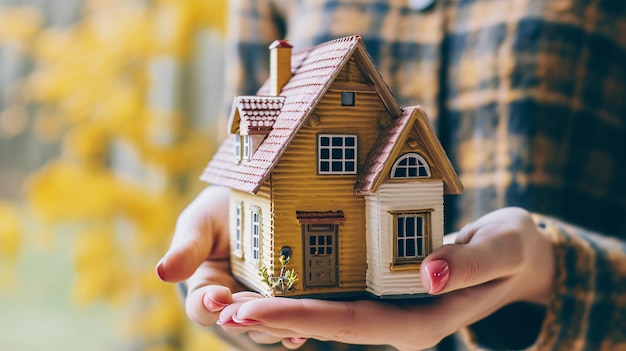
203,294,228,312
155,258,166,281
289,337,308,345
232,314,262,326
426,259,450,294
217,316,261,327
216,318,239,327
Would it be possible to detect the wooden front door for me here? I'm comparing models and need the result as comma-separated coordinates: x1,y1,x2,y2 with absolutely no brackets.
303,223,338,288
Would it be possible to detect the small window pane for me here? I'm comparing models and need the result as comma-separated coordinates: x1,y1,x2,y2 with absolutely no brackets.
395,168,407,178
345,162,355,172
318,247,325,255
319,235,325,245
320,149,330,159
326,235,332,244
320,162,330,172
332,149,343,159
332,137,343,146
320,137,330,146
332,161,343,171
406,217,415,236
341,92,355,106
310,236,316,245
407,239,416,256
397,240,404,257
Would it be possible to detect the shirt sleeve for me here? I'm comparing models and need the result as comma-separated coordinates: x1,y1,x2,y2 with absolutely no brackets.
531,214,626,350
462,214,626,351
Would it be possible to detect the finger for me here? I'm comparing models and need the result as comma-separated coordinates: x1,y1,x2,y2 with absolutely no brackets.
282,337,308,350
217,291,266,326
186,260,245,294
156,186,230,282
232,298,419,346
186,285,233,326
239,288,510,350
248,331,283,344
186,286,260,327
421,221,524,295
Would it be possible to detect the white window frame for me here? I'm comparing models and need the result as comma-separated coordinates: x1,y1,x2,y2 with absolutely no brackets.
318,134,357,175
234,133,242,163
390,153,431,179
250,206,261,263
243,135,253,160
233,202,243,257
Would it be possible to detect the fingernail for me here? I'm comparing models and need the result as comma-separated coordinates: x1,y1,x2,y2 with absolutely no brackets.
217,316,261,327
155,258,166,281
232,314,262,326
289,337,308,345
203,293,228,312
216,318,239,327
425,259,450,294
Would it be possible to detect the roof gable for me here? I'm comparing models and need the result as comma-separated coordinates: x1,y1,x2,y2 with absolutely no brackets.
201,35,403,193
354,106,463,195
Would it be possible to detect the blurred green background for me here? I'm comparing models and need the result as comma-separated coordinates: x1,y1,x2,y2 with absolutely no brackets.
0,0,238,349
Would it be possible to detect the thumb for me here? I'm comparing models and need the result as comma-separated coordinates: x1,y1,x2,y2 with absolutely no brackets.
421,222,524,295
156,186,230,282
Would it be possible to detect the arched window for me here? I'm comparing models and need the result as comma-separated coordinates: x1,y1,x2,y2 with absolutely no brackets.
390,153,431,179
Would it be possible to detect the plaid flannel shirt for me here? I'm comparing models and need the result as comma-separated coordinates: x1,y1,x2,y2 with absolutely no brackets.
216,0,626,350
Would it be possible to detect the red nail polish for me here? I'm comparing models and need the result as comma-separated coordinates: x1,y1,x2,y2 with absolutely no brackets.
155,258,166,281
426,260,450,294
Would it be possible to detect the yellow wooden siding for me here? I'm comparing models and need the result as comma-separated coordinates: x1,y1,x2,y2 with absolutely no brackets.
334,56,369,83
229,188,274,296
270,82,390,296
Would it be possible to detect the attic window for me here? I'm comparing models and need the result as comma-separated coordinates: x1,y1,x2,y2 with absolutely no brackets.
234,133,253,162
341,92,355,106
391,153,431,179
318,134,357,175
242,135,252,160
234,134,242,162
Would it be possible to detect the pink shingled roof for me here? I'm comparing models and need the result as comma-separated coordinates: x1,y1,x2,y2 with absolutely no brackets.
201,35,401,194
229,96,285,134
354,107,416,195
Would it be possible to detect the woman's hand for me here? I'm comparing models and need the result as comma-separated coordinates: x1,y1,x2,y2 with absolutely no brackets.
156,186,246,324
216,207,556,351
156,186,306,349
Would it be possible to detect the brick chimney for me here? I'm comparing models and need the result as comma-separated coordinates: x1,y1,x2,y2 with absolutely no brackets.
269,39,293,96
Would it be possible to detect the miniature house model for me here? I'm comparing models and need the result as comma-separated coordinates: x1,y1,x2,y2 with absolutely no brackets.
201,35,462,299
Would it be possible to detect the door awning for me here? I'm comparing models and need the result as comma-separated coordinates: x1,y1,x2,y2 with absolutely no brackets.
296,211,346,224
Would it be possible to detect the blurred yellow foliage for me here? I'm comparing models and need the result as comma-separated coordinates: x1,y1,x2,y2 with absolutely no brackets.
0,6,42,45
0,201,21,262
0,201,21,293
1,0,229,349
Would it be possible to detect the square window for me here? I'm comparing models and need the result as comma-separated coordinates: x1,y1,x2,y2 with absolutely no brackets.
318,134,358,175
393,211,431,266
341,92,355,106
